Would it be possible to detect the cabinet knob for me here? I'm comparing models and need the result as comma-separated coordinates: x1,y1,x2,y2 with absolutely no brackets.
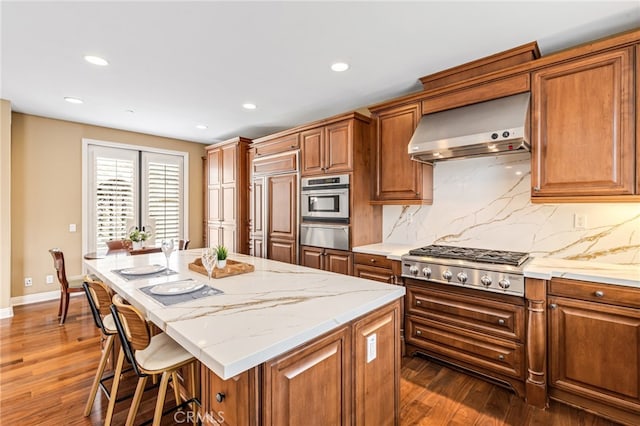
497,319,505,325
416,300,422,305
594,290,604,298
370,258,376,263
498,354,505,361
549,303,558,309
416,330,422,335
290,145,296,149
533,186,540,192
216,392,226,403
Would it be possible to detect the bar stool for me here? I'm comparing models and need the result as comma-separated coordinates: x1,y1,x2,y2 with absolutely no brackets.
109,294,199,426
82,280,118,417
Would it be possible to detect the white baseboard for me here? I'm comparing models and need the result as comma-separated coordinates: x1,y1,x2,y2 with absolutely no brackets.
11,289,61,306
0,306,14,319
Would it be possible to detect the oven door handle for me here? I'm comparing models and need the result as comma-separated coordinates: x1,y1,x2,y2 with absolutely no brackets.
300,223,348,231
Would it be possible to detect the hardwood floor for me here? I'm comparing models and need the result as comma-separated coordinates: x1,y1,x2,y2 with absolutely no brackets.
0,298,621,425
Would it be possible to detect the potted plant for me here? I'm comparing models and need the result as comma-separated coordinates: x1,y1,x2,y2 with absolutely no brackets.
215,245,228,269
128,228,151,250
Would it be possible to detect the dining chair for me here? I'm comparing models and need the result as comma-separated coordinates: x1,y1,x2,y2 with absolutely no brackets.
48,248,85,325
105,239,131,254
178,239,190,250
82,279,119,418
109,294,199,426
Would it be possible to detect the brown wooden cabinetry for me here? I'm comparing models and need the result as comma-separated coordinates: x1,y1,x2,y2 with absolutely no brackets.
267,173,298,264
205,138,250,254
548,278,640,425
300,245,353,275
353,253,402,284
370,102,433,204
405,281,526,396
531,47,636,200
301,120,352,176
201,368,259,426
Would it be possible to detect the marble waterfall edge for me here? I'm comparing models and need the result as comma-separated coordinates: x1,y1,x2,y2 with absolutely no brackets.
382,153,640,265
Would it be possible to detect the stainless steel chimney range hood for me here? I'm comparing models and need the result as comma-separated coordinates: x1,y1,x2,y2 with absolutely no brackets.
408,92,531,163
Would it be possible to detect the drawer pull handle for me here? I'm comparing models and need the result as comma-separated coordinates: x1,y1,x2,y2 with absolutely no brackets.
216,392,226,403
416,300,422,305
416,330,422,335
497,319,505,325
549,303,557,309
498,355,505,361
594,290,604,298
371,258,376,263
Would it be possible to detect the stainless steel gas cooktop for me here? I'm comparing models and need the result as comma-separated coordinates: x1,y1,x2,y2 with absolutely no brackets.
401,245,530,296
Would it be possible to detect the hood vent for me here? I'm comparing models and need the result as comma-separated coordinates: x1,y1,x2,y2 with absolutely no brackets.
408,92,530,163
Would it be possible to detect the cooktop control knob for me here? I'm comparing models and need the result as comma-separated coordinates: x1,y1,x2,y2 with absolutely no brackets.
502,131,510,138
498,279,511,289
442,270,453,281
491,133,499,140
422,267,432,279
409,265,419,276
480,275,492,287
456,272,467,284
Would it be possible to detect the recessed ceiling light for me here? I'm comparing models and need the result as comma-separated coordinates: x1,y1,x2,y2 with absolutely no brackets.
331,62,349,72
196,124,208,130
64,97,83,104
84,55,109,66
242,103,257,110
125,109,135,114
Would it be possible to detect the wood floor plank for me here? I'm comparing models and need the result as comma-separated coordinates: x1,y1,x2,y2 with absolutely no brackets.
0,298,625,425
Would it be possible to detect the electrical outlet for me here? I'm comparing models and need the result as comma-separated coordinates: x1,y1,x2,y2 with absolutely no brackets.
367,333,377,363
573,213,587,230
46,275,54,284
24,277,33,287
407,212,413,224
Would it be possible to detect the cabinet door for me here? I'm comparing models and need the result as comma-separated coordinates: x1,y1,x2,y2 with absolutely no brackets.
268,174,297,240
208,149,221,186
531,47,635,197
375,102,432,202
325,121,353,174
221,144,237,184
263,326,351,426
354,264,394,284
207,224,222,249
250,176,265,258
222,185,236,223
208,187,222,222
268,238,296,265
221,225,236,253
549,296,640,414
325,249,353,276
201,368,258,426
300,245,324,270
353,301,400,426
301,128,324,175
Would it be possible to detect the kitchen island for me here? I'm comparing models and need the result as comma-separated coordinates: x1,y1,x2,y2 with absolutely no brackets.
84,250,405,425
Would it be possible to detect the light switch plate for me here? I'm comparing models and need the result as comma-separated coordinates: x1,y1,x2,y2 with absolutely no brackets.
69,223,77,232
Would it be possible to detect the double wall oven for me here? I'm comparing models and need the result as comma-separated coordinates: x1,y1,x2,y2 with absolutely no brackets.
300,174,350,250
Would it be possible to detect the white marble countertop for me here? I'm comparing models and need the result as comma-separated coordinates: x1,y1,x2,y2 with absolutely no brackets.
84,250,405,380
353,243,639,288
352,243,415,261
524,257,640,288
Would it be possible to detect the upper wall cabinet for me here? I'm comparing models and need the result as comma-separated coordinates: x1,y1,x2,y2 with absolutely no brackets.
531,47,636,200
370,102,433,204
301,120,353,176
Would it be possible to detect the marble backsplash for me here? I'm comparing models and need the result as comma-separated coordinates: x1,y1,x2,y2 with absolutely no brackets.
382,153,640,265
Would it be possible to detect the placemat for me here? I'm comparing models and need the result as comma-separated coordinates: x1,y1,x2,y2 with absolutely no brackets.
140,279,223,306
112,265,178,281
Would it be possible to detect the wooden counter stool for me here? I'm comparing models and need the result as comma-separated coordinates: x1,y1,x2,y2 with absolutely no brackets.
49,248,85,325
82,280,118,417
109,294,199,426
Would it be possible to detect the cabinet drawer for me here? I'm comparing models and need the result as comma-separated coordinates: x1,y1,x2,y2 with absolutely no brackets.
406,283,525,341
354,264,394,284
406,315,524,380
253,134,299,157
253,152,297,175
549,278,640,309
353,253,392,269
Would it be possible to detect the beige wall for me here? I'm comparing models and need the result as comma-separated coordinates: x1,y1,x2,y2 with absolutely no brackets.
11,113,206,298
0,100,11,312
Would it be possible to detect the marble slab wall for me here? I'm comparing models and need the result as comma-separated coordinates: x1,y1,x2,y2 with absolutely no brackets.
382,153,640,265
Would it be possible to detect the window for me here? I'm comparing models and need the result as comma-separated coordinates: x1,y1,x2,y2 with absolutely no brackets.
83,140,188,253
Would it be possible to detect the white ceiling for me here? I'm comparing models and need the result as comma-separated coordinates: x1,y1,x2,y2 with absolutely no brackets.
1,1,639,144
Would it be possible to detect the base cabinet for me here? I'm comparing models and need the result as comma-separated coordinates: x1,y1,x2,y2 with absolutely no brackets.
548,278,640,425
200,300,401,426
300,245,353,275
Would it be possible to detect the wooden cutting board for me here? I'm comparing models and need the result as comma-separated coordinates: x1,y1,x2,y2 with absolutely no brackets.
188,257,255,279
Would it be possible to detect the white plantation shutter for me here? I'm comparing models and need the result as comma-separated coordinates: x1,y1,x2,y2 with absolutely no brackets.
86,143,187,253
88,146,139,252
142,152,183,242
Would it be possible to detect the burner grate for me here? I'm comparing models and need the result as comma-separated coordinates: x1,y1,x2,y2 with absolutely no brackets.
408,245,529,266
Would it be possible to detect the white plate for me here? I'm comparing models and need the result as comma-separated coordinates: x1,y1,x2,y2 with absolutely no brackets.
150,280,205,295
121,264,166,275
